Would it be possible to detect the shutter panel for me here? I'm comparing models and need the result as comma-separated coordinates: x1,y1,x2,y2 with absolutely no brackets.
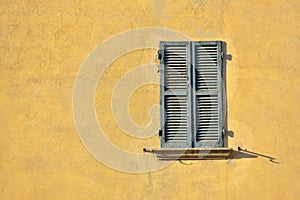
160,42,191,148
192,41,224,147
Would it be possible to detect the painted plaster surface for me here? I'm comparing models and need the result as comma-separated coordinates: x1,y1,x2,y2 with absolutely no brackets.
1,0,299,199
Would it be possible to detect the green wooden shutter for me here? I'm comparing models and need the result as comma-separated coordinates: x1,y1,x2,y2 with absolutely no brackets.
159,41,191,148
192,41,224,147
159,41,224,148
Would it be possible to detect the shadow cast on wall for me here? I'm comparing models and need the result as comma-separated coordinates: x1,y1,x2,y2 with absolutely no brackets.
230,150,257,159
228,147,281,164
236,147,281,163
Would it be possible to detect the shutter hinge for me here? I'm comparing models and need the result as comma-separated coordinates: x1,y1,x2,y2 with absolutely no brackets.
222,129,226,135
158,50,163,63
158,129,162,136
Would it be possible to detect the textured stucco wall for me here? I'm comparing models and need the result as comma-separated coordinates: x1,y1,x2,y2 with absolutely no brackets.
1,0,300,199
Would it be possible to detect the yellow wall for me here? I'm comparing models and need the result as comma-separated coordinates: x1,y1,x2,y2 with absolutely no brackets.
1,0,300,199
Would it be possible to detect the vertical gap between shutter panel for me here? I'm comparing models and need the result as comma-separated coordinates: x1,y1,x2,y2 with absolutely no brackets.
187,41,193,148
191,41,197,148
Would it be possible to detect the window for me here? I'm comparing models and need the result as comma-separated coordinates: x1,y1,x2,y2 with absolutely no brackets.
159,41,225,148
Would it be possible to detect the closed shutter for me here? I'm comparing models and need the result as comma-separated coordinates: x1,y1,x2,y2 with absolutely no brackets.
159,42,191,148
192,41,223,147
159,41,224,148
